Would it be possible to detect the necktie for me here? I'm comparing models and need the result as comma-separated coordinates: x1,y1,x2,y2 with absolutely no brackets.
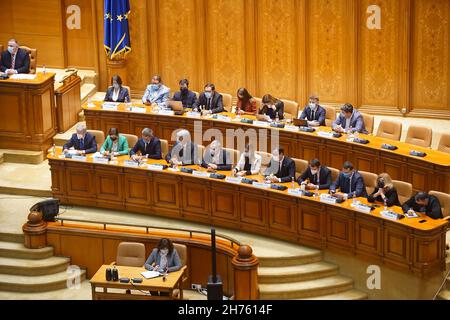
207,98,211,110
311,110,315,121
279,160,282,173
144,142,148,153
11,53,15,70
80,139,84,149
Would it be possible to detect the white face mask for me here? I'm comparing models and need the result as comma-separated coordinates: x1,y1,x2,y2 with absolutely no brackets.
310,169,318,175
77,134,84,139
309,103,317,110
160,248,169,255
243,152,249,157
8,46,15,54
272,156,280,162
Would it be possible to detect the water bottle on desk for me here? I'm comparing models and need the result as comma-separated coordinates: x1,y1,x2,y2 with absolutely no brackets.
291,177,295,189
42,65,46,75
383,198,388,212
51,143,56,156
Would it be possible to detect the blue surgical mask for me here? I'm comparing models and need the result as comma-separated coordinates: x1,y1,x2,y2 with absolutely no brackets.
205,92,212,99
151,84,160,91
7,46,14,54
342,172,351,179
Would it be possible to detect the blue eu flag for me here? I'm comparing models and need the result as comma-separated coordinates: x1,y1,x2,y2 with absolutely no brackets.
104,0,131,59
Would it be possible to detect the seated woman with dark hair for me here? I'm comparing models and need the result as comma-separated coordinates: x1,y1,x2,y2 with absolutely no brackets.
144,238,181,273
259,94,284,120
368,173,400,207
236,87,257,116
100,127,129,156
104,75,130,103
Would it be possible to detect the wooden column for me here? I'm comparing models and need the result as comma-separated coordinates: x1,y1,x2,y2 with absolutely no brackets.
106,59,127,86
22,211,47,249
232,245,259,300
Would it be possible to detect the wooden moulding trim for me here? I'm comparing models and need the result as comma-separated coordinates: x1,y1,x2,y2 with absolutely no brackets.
232,245,259,271
46,222,240,257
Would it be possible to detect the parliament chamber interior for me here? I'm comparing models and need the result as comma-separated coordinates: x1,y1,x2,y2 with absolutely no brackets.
0,0,449,304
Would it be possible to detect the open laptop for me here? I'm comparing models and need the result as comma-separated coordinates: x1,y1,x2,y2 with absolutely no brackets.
293,118,308,127
167,100,185,114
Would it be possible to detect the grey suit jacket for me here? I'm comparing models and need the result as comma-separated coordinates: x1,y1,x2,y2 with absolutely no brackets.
144,248,182,273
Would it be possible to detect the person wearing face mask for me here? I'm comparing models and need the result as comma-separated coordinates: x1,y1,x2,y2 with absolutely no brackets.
142,75,170,107
297,159,332,190
0,39,30,75
130,128,162,160
171,79,197,108
235,88,257,116
165,129,198,165
330,161,367,199
264,148,296,183
201,140,232,172
299,95,326,127
234,144,262,177
144,238,181,273
100,127,129,157
104,75,130,103
63,123,97,155
259,94,284,121
401,192,443,220
332,103,368,134
192,83,224,114
367,173,400,207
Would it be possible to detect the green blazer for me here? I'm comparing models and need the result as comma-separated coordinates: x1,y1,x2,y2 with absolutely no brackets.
100,135,129,155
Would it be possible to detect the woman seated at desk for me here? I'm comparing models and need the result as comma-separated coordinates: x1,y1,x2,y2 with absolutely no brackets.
367,173,400,207
100,127,129,156
258,94,284,121
144,238,182,273
236,87,257,116
104,75,130,103
233,144,262,177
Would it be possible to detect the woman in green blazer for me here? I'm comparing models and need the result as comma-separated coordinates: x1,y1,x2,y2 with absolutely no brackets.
100,128,129,156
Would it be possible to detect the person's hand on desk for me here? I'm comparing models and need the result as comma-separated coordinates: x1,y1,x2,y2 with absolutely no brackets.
5,69,17,75
333,125,345,133
63,149,68,154
202,110,212,116
207,163,218,171
131,154,142,161
266,174,280,183
77,150,85,155
306,183,317,190
236,171,247,177
308,120,320,127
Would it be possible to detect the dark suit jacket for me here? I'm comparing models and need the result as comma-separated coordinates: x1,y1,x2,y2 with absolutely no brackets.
172,90,197,108
368,187,401,207
297,166,332,190
63,133,97,154
299,105,326,126
330,171,368,198
165,141,198,165
332,110,368,134
0,48,30,74
201,149,232,171
402,195,443,220
264,156,296,183
193,92,224,114
130,137,162,159
104,86,130,103
259,100,284,120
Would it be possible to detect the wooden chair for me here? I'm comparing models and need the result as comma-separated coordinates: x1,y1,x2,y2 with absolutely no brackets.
112,242,146,267
121,133,138,150
122,85,131,99
19,46,37,74
220,93,233,112
437,133,450,154
87,130,105,149
329,167,340,182
257,151,272,175
393,180,413,204
292,158,308,180
197,145,205,163
376,119,402,141
323,105,336,127
160,139,169,159
361,113,374,134
281,99,299,120
359,170,378,195
172,243,188,299
429,191,450,221
254,97,262,111
405,125,432,148
223,148,240,166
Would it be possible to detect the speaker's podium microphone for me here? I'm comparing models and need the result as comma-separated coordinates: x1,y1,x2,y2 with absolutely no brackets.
207,228,223,300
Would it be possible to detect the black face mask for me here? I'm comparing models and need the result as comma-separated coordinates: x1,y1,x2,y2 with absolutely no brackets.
180,87,188,93
111,136,117,142
378,181,385,188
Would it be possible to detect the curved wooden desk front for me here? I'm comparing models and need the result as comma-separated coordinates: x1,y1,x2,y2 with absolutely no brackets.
83,102,450,194
48,150,448,277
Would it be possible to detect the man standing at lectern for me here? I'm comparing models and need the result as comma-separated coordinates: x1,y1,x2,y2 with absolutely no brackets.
0,39,30,75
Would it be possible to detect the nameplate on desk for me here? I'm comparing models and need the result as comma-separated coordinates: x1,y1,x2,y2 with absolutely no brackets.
102,103,118,111
71,155,87,162
158,110,175,116
124,160,139,167
93,157,109,164
320,194,337,204
86,103,96,108
147,164,165,171
192,171,210,178
353,204,372,214
130,107,146,113
284,125,299,132
215,115,231,122
225,177,242,184
252,182,271,189
380,210,404,220
316,131,334,138
186,112,201,118
253,121,270,127
288,188,303,196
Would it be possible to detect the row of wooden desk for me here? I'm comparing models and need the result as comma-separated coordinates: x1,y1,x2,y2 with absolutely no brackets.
83,102,450,194
48,150,448,277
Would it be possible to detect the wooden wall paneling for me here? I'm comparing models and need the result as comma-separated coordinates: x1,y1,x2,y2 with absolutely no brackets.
412,231,445,276
296,0,308,108
152,173,182,217
124,170,153,211
95,0,108,90
181,177,211,222
326,208,355,252
410,0,450,119
383,224,411,269
297,202,324,245
211,183,240,227
239,191,268,232
244,0,257,95
95,167,124,208
268,195,297,236
355,215,383,259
